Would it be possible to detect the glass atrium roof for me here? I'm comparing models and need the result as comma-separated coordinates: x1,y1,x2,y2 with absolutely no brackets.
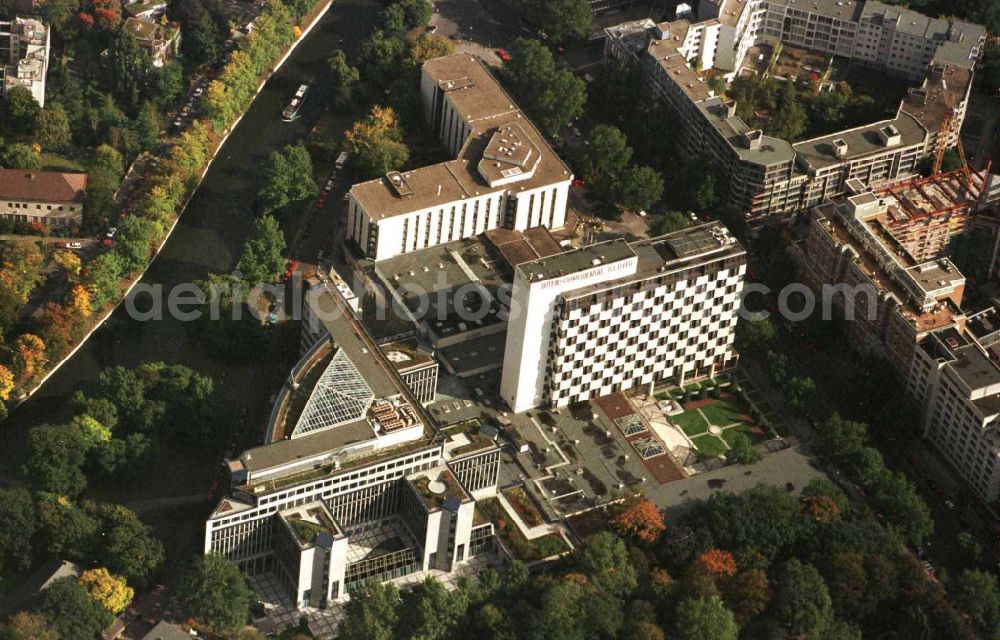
292,348,375,438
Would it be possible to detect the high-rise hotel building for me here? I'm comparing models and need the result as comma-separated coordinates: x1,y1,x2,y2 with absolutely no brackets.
501,222,746,412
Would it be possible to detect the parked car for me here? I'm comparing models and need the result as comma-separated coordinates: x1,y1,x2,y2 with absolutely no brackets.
66,242,83,250
496,48,511,62
106,227,118,239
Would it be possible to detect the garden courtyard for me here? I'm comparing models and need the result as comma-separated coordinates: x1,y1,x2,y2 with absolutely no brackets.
653,371,788,460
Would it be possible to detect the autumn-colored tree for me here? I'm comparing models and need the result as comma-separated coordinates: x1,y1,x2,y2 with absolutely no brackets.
14,333,47,376
803,495,841,523
71,414,112,445
53,250,82,275
698,549,738,577
68,285,92,319
408,33,455,64
721,568,771,625
39,303,76,359
0,364,13,400
612,496,665,543
0,611,59,640
80,567,134,614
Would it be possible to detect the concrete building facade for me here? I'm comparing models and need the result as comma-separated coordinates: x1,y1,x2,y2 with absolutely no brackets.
206,282,498,609
605,0,984,223
0,16,49,107
0,169,87,230
501,222,746,412
346,55,572,262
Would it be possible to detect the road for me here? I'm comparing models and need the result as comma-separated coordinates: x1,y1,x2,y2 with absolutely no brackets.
0,0,383,560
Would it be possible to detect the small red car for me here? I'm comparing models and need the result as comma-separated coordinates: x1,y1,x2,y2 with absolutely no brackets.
496,48,510,62
572,178,585,187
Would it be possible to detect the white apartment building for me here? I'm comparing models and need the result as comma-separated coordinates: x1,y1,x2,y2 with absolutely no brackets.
206,282,499,608
0,169,87,230
607,1,983,223
908,324,1000,503
0,17,49,107
346,54,572,262
501,222,746,412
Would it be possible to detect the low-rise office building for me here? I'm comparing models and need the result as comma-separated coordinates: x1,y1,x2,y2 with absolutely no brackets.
207,280,499,609
501,222,746,412
346,55,572,261
0,16,49,107
0,169,87,230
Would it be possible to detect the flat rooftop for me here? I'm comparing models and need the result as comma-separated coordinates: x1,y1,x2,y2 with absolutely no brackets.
373,235,510,338
699,98,797,167
793,111,927,169
280,502,342,546
381,338,435,372
811,199,964,332
350,55,572,220
483,225,562,269
516,237,636,283
769,0,864,21
901,63,973,138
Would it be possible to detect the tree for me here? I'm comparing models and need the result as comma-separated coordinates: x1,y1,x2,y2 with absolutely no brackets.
38,577,114,640
0,488,36,575
721,568,770,626
576,531,637,597
619,165,664,212
397,577,466,640
173,554,255,632
503,39,585,136
237,215,287,286
25,423,90,497
186,13,222,65
35,495,99,560
0,364,13,400
68,284,92,319
768,80,806,141
1,143,41,170
340,579,400,640
53,249,82,276
580,125,632,198
35,105,73,152
408,32,455,65
697,485,807,559
2,87,40,135
952,569,1000,635
786,376,817,413
110,29,153,113
734,317,775,358
86,251,125,308
655,211,689,236
771,558,833,637
345,105,410,178
675,596,738,640
697,549,738,577
611,496,665,544
93,504,164,585
256,144,319,214
79,568,134,614
0,612,59,640
515,0,592,42
116,216,163,272
155,61,185,109
725,432,760,465
328,49,360,109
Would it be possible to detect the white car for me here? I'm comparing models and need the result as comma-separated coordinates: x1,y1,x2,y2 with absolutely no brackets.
193,87,204,97
66,242,83,250
325,179,334,191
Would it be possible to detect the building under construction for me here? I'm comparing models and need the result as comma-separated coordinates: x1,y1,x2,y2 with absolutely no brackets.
876,167,988,263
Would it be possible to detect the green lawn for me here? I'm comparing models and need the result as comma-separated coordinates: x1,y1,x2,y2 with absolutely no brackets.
700,400,745,427
691,434,727,457
673,410,708,436
40,149,91,173
720,423,764,446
